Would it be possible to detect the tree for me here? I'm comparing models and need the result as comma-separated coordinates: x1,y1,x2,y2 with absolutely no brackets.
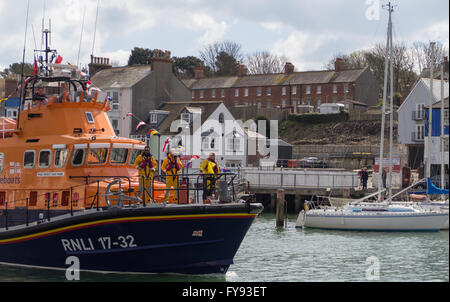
128,47,153,66
172,56,206,78
215,51,239,76
199,40,243,74
246,51,289,74
412,41,448,72
324,50,368,70
2,62,33,77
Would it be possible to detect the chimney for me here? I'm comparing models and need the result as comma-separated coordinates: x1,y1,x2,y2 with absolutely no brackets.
238,64,248,77
335,58,345,72
150,49,173,71
194,66,205,79
89,55,112,77
284,62,295,75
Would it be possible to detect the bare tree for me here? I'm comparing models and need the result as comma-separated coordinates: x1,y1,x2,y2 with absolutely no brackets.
246,51,289,74
411,41,448,72
324,51,368,70
199,41,243,74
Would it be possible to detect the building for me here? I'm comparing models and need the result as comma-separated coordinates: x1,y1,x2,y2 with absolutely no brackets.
90,51,191,137
135,101,251,169
397,78,449,168
183,59,379,111
2,97,20,119
424,97,449,178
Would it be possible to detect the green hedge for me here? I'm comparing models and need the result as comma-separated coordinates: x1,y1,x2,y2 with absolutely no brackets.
288,112,349,124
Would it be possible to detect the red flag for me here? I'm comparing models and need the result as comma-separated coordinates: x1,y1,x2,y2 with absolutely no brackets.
32,59,38,76
162,138,171,153
55,55,63,64
136,121,146,131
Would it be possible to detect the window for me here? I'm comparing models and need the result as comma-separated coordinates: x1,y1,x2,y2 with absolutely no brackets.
444,137,449,152
0,153,3,173
257,87,262,96
110,148,129,164
267,87,271,96
267,101,271,109
202,137,210,150
87,148,108,165
129,149,141,165
24,151,36,169
317,99,321,107
317,85,322,94
150,114,158,124
282,87,287,95
227,138,241,151
235,89,239,97
292,86,297,95
221,89,225,98
281,99,286,108
38,150,51,168
199,90,204,98
219,113,225,124
344,83,349,93
112,91,120,111
210,138,216,150
306,85,311,94
244,88,249,97
444,109,449,125
332,97,337,103
212,89,216,98
416,124,425,140
257,102,261,109
234,101,239,108
85,112,95,124
333,85,338,93
71,148,86,167
54,149,69,168
191,91,195,99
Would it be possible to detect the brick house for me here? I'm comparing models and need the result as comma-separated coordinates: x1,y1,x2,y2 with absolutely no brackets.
182,59,379,111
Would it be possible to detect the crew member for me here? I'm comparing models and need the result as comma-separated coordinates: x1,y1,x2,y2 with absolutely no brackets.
33,87,48,106
200,152,221,202
161,149,183,203
134,146,157,203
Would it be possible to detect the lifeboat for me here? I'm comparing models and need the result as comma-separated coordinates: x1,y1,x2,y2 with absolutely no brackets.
0,58,262,275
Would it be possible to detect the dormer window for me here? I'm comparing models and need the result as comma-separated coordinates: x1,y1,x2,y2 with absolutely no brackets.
150,113,158,124
181,113,191,124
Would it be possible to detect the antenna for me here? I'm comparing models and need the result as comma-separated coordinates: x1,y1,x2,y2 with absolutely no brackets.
77,6,87,69
92,0,100,56
49,18,52,46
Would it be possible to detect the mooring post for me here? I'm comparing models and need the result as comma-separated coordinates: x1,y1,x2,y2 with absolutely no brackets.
276,189,285,227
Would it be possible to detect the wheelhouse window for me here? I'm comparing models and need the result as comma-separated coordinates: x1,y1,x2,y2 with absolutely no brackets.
85,112,95,124
54,149,69,168
129,147,144,165
0,153,4,173
24,151,36,169
38,150,52,168
110,148,129,164
71,148,85,167
87,148,108,165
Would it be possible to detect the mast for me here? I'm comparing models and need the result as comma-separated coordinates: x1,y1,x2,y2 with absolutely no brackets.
440,54,445,191
388,7,394,202
426,42,435,179
378,2,393,202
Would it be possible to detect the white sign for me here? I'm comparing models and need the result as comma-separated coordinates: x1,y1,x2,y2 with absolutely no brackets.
37,172,65,177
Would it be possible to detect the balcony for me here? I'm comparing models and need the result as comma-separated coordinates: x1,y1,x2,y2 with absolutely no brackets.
411,132,424,142
412,110,425,121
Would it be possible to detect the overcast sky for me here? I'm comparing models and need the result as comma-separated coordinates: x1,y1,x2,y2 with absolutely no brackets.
0,0,448,73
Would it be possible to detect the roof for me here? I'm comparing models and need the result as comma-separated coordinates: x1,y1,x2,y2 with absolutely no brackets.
427,97,449,109
141,101,224,135
90,65,152,89
183,67,368,90
4,97,20,107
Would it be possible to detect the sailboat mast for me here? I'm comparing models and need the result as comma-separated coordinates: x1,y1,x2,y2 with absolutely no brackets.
378,2,393,201
427,42,435,179
440,54,445,191
388,8,394,202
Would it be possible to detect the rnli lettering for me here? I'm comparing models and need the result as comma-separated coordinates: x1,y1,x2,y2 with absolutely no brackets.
61,235,137,252
37,172,65,177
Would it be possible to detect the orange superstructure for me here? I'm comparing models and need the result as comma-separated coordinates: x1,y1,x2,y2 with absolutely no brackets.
0,77,168,214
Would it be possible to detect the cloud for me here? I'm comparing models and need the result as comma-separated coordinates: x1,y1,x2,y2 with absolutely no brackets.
260,21,286,33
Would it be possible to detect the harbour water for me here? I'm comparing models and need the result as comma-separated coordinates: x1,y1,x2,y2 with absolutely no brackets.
0,213,448,282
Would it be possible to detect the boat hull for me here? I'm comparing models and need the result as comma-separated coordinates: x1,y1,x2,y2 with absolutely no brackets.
0,203,263,274
296,210,448,232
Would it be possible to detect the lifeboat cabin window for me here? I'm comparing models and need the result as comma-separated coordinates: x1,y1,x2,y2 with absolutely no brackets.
24,150,36,169
87,144,110,165
85,112,95,124
71,145,87,167
54,148,69,168
129,145,145,165
110,146,130,164
38,150,52,168
0,153,4,173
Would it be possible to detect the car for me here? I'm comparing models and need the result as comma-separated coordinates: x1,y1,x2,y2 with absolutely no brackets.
412,175,449,190
298,157,328,168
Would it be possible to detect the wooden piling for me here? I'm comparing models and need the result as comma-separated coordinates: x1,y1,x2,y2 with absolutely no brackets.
276,189,285,227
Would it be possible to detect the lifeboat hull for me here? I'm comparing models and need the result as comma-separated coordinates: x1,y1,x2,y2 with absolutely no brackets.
0,203,263,275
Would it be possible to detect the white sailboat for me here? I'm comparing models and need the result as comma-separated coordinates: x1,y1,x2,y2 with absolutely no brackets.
295,3,448,231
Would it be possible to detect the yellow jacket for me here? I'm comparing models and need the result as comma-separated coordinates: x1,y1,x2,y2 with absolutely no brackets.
161,155,183,187
134,154,157,179
200,159,221,175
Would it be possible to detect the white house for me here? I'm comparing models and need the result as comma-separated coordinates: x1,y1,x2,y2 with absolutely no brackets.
397,78,449,168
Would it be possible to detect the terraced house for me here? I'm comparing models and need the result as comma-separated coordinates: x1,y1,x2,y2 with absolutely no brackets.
183,59,379,111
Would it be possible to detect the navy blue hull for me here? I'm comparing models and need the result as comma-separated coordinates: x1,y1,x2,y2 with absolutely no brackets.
0,203,263,274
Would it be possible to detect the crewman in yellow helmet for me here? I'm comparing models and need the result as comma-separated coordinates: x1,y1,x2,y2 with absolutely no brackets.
161,148,183,203
134,145,158,203
200,152,221,202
